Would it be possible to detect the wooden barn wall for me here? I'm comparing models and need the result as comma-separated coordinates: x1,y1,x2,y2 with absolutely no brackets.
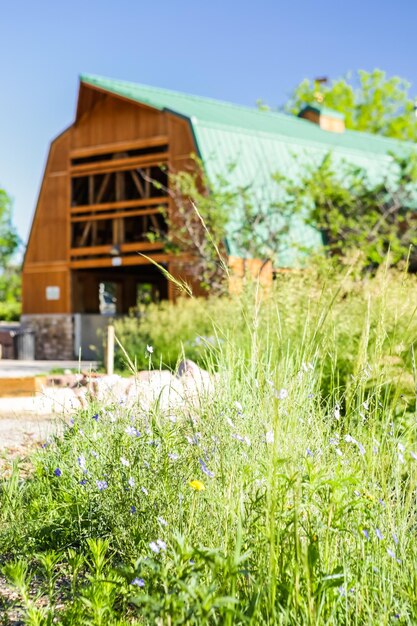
71,92,167,149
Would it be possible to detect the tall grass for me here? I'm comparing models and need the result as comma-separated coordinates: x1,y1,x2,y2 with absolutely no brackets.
1,264,417,624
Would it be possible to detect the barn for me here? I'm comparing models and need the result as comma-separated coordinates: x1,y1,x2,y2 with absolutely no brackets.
22,74,412,360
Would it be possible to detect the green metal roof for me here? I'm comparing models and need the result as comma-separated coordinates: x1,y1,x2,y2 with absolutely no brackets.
80,73,416,267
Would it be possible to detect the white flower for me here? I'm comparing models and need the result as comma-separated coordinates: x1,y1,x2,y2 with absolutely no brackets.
226,417,236,429
398,443,405,453
120,457,130,467
234,401,243,413
335,447,343,457
141,486,149,495
265,430,274,444
276,388,288,400
146,345,154,354
334,404,340,420
128,476,135,488
157,516,168,527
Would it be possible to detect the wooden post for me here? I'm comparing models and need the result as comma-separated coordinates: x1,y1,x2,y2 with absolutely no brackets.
106,324,115,375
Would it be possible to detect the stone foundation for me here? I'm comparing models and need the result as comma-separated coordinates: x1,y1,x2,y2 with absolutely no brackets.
21,315,74,360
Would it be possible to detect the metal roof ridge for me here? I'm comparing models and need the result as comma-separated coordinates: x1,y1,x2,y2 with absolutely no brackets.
194,119,395,161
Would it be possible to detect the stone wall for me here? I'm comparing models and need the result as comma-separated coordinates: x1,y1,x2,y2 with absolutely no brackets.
20,315,74,360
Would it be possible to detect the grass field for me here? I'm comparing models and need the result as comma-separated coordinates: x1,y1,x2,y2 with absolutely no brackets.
1,262,417,625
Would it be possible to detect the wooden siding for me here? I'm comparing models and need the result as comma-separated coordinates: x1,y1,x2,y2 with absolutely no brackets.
23,84,205,314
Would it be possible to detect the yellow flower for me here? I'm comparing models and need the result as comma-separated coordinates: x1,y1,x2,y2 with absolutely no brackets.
189,480,205,491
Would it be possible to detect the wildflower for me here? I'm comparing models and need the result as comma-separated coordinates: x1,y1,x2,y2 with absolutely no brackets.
362,529,370,540
168,415,177,423
157,516,168,526
79,479,87,486
234,401,243,413
307,392,315,399
199,458,215,478
379,499,386,507
411,451,417,461
146,345,153,354
69,418,75,427
306,448,313,457
345,434,356,444
157,539,167,551
398,443,405,453
149,541,160,553
266,430,274,444
125,426,137,436
168,453,179,461
121,457,130,467
128,477,135,488
189,479,205,491
141,486,149,495
96,480,108,491
335,448,343,457
77,455,87,471
392,532,399,545
353,490,361,497
398,452,405,464
334,404,340,420
92,414,99,421
131,577,145,587
276,388,288,400
226,417,236,429
91,451,99,458
375,528,383,540
387,548,396,559
130,505,137,514
53,468,62,477
329,437,339,445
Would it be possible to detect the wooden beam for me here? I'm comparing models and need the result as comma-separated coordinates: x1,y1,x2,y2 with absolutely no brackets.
71,153,168,177
70,135,168,160
96,172,111,204
70,253,170,270
130,169,145,198
71,207,164,223
70,196,169,215
70,241,164,257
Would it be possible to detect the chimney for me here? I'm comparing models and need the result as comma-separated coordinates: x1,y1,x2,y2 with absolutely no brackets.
298,105,345,133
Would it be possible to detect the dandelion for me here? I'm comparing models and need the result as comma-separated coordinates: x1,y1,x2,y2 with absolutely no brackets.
121,457,130,467
146,345,153,354
375,528,383,540
141,486,149,496
131,577,145,587
53,468,62,477
266,430,274,444
199,458,215,478
157,516,168,526
128,477,135,488
96,480,108,491
189,479,205,491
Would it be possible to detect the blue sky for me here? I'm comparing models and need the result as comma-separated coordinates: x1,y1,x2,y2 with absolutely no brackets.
2,0,417,241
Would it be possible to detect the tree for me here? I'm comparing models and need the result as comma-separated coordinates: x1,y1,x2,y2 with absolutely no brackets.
275,152,417,270
285,69,417,141
0,188,21,320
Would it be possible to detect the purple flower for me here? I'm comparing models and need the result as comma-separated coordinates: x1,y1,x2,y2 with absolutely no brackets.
392,532,399,545
77,455,87,471
157,539,167,551
128,477,135,488
375,528,383,540
387,548,396,559
92,414,99,421
79,479,87,486
168,453,179,461
131,577,145,587
53,468,62,477
306,448,313,457
362,529,370,540
130,505,137,514
125,426,137,436
96,480,108,491
141,486,148,496
91,451,99,459
199,458,215,478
